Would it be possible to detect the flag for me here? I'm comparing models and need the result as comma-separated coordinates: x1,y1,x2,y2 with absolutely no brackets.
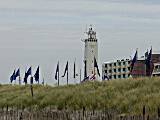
82,75,89,82
24,67,32,84
145,47,152,76
73,61,76,78
10,70,16,83
62,61,68,77
94,57,100,77
24,72,27,84
84,60,87,79
55,62,59,80
26,67,32,77
34,66,39,82
103,75,109,80
15,68,20,78
130,50,138,73
145,50,148,59
90,74,96,80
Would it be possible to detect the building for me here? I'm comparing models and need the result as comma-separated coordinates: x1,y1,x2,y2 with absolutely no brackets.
102,52,160,80
83,26,98,79
131,59,146,78
132,53,160,77
102,59,131,80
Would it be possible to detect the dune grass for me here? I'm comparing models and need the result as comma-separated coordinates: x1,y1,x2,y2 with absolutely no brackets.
0,77,160,114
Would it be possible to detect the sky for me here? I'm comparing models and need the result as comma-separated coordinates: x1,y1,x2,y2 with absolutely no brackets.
0,0,160,85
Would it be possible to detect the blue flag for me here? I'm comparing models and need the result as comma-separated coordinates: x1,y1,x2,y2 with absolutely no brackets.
55,62,59,80
103,75,109,80
10,70,16,83
24,67,32,84
94,57,100,77
130,50,138,73
34,66,39,82
62,61,68,77
24,72,27,84
15,68,20,78
145,47,152,76
26,67,32,76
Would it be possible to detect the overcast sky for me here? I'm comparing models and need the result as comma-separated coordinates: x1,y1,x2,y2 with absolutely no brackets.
0,0,160,84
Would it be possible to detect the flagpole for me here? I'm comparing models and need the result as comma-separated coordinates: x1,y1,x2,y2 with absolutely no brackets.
67,68,68,85
30,66,34,98
58,62,59,86
74,59,76,84
38,66,40,84
42,78,44,86
19,68,21,85
80,69,81,83
67,61,68,85
94,57,96,81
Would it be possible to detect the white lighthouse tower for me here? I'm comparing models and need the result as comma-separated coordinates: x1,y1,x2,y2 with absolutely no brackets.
83,25,98,79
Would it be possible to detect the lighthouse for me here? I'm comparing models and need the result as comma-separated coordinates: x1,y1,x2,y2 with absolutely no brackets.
83,25,98,80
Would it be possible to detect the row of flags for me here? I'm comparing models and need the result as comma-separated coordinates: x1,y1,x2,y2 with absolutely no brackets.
55,61,78,85
130,47,153,76
10,57,101,85
10,66,40,84
55,57,100,84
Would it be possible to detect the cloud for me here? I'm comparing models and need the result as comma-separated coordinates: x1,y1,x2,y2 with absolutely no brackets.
0,0,160,83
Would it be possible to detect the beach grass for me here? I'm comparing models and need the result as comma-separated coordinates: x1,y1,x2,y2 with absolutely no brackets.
0,77,160,114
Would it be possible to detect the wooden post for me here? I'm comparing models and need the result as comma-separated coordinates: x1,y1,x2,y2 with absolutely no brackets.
143,106,146,120
158,107,160,119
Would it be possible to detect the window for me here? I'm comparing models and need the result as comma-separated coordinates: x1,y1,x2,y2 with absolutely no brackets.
105,70,107,73
118,62,121,66
114,63,116,66
118,68,121,72
128,74,130,77
109,70,112,73
123,74,125,78
109,76,112,79
114,75,116,79
105,64,108,68
128,61,131,64
128,67,130,71
123,68,126,72
118,75,121,78
114,69,116,72
123,62,126,65
109,64,112,67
